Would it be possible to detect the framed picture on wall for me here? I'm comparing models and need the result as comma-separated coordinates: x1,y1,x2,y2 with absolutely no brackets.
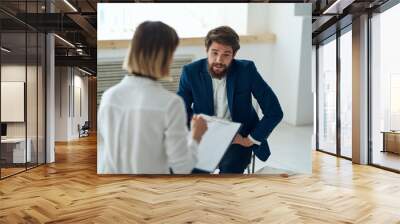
1,81,25,122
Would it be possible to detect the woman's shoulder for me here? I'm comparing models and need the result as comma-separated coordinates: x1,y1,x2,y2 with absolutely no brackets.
155,88,184,106
101,82,123,101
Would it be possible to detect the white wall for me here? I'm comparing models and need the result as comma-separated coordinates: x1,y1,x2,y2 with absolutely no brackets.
248,4,313,126
73,74,89,137
1,65,26,82
55,67,89,141
247,3,312,173
98,3,248,40
55,66,68,141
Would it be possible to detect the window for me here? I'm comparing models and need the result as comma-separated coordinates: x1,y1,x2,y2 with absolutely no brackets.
339,28,352,158
318,36,337,155
390,74,400,130
371,2,400,171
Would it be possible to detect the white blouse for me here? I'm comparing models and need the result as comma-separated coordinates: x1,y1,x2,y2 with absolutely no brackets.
97,75,198,174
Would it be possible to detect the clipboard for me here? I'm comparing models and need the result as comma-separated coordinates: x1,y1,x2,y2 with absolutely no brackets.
194,114,242,172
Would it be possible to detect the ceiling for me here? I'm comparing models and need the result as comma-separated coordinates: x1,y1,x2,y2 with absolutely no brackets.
309,0,390,44
0,0,97,75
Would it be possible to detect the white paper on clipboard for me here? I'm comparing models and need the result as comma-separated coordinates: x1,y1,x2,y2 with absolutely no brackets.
195,114,241,172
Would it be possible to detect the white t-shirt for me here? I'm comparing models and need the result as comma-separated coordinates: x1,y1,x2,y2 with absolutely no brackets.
211,75,261,145
211,76,231,120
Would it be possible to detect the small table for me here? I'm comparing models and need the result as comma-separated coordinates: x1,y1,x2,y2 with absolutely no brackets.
381,131,400,154
1,138,32,164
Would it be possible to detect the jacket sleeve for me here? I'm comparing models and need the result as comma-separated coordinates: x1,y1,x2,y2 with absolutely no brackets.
248,62,283,142
177,65,194,126
164,96,198,174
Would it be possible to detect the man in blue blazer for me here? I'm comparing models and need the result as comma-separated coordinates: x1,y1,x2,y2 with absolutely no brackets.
177,26,283,173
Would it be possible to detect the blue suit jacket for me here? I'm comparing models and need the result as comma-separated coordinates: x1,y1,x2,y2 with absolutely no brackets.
177,59,283,161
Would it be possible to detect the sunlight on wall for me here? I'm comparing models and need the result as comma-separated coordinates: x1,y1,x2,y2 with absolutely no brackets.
98,3,248,40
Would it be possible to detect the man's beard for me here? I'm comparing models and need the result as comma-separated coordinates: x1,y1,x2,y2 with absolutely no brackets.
208,62,228,79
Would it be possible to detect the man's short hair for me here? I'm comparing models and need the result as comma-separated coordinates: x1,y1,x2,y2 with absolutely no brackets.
205,26,240,54
123,21,179,79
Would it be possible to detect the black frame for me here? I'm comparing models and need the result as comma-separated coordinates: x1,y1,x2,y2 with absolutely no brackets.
315,21,353,161
0,0,47,179
338,24,353,161
336,28,341,159
315,33,340,158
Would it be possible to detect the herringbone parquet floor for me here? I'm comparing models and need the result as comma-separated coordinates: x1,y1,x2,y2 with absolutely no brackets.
0,134,399,223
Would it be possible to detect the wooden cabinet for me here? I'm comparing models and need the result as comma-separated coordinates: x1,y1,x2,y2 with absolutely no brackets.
382,131,400,154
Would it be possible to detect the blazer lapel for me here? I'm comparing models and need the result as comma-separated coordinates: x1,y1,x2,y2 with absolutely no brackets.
226,65,236,118
201,60,214,115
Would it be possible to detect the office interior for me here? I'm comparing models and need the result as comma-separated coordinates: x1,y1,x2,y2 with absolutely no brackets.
0,0,399,222
0,0,97,179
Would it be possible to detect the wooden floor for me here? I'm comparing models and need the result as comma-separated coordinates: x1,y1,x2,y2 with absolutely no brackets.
373,151,400,171
0,135,400,223
1,163,45,178
0,167,26,178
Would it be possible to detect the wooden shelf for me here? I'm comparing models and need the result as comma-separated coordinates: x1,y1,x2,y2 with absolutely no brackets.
98,33,276,49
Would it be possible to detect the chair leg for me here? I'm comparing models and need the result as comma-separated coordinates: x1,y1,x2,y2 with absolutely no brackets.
251,153,255,173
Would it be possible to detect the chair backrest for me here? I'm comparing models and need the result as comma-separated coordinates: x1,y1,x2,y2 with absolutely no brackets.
82,121,90,129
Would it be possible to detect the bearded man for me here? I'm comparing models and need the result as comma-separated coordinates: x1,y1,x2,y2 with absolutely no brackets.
177,26,283,174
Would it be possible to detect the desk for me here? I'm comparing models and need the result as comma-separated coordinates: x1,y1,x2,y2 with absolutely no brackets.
381,131,400,154
1,138,31,163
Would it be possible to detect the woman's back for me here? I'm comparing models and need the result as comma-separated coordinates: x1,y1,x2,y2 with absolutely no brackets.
97,75,197,174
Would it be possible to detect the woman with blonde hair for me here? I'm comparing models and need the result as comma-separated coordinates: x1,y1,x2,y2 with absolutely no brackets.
98,21,207,174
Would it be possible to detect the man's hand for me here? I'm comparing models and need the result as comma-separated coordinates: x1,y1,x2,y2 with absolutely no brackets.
232,134,254,147
191,115,208,143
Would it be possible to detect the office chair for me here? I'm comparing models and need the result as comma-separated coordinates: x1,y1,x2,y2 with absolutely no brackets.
79,121,90,138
